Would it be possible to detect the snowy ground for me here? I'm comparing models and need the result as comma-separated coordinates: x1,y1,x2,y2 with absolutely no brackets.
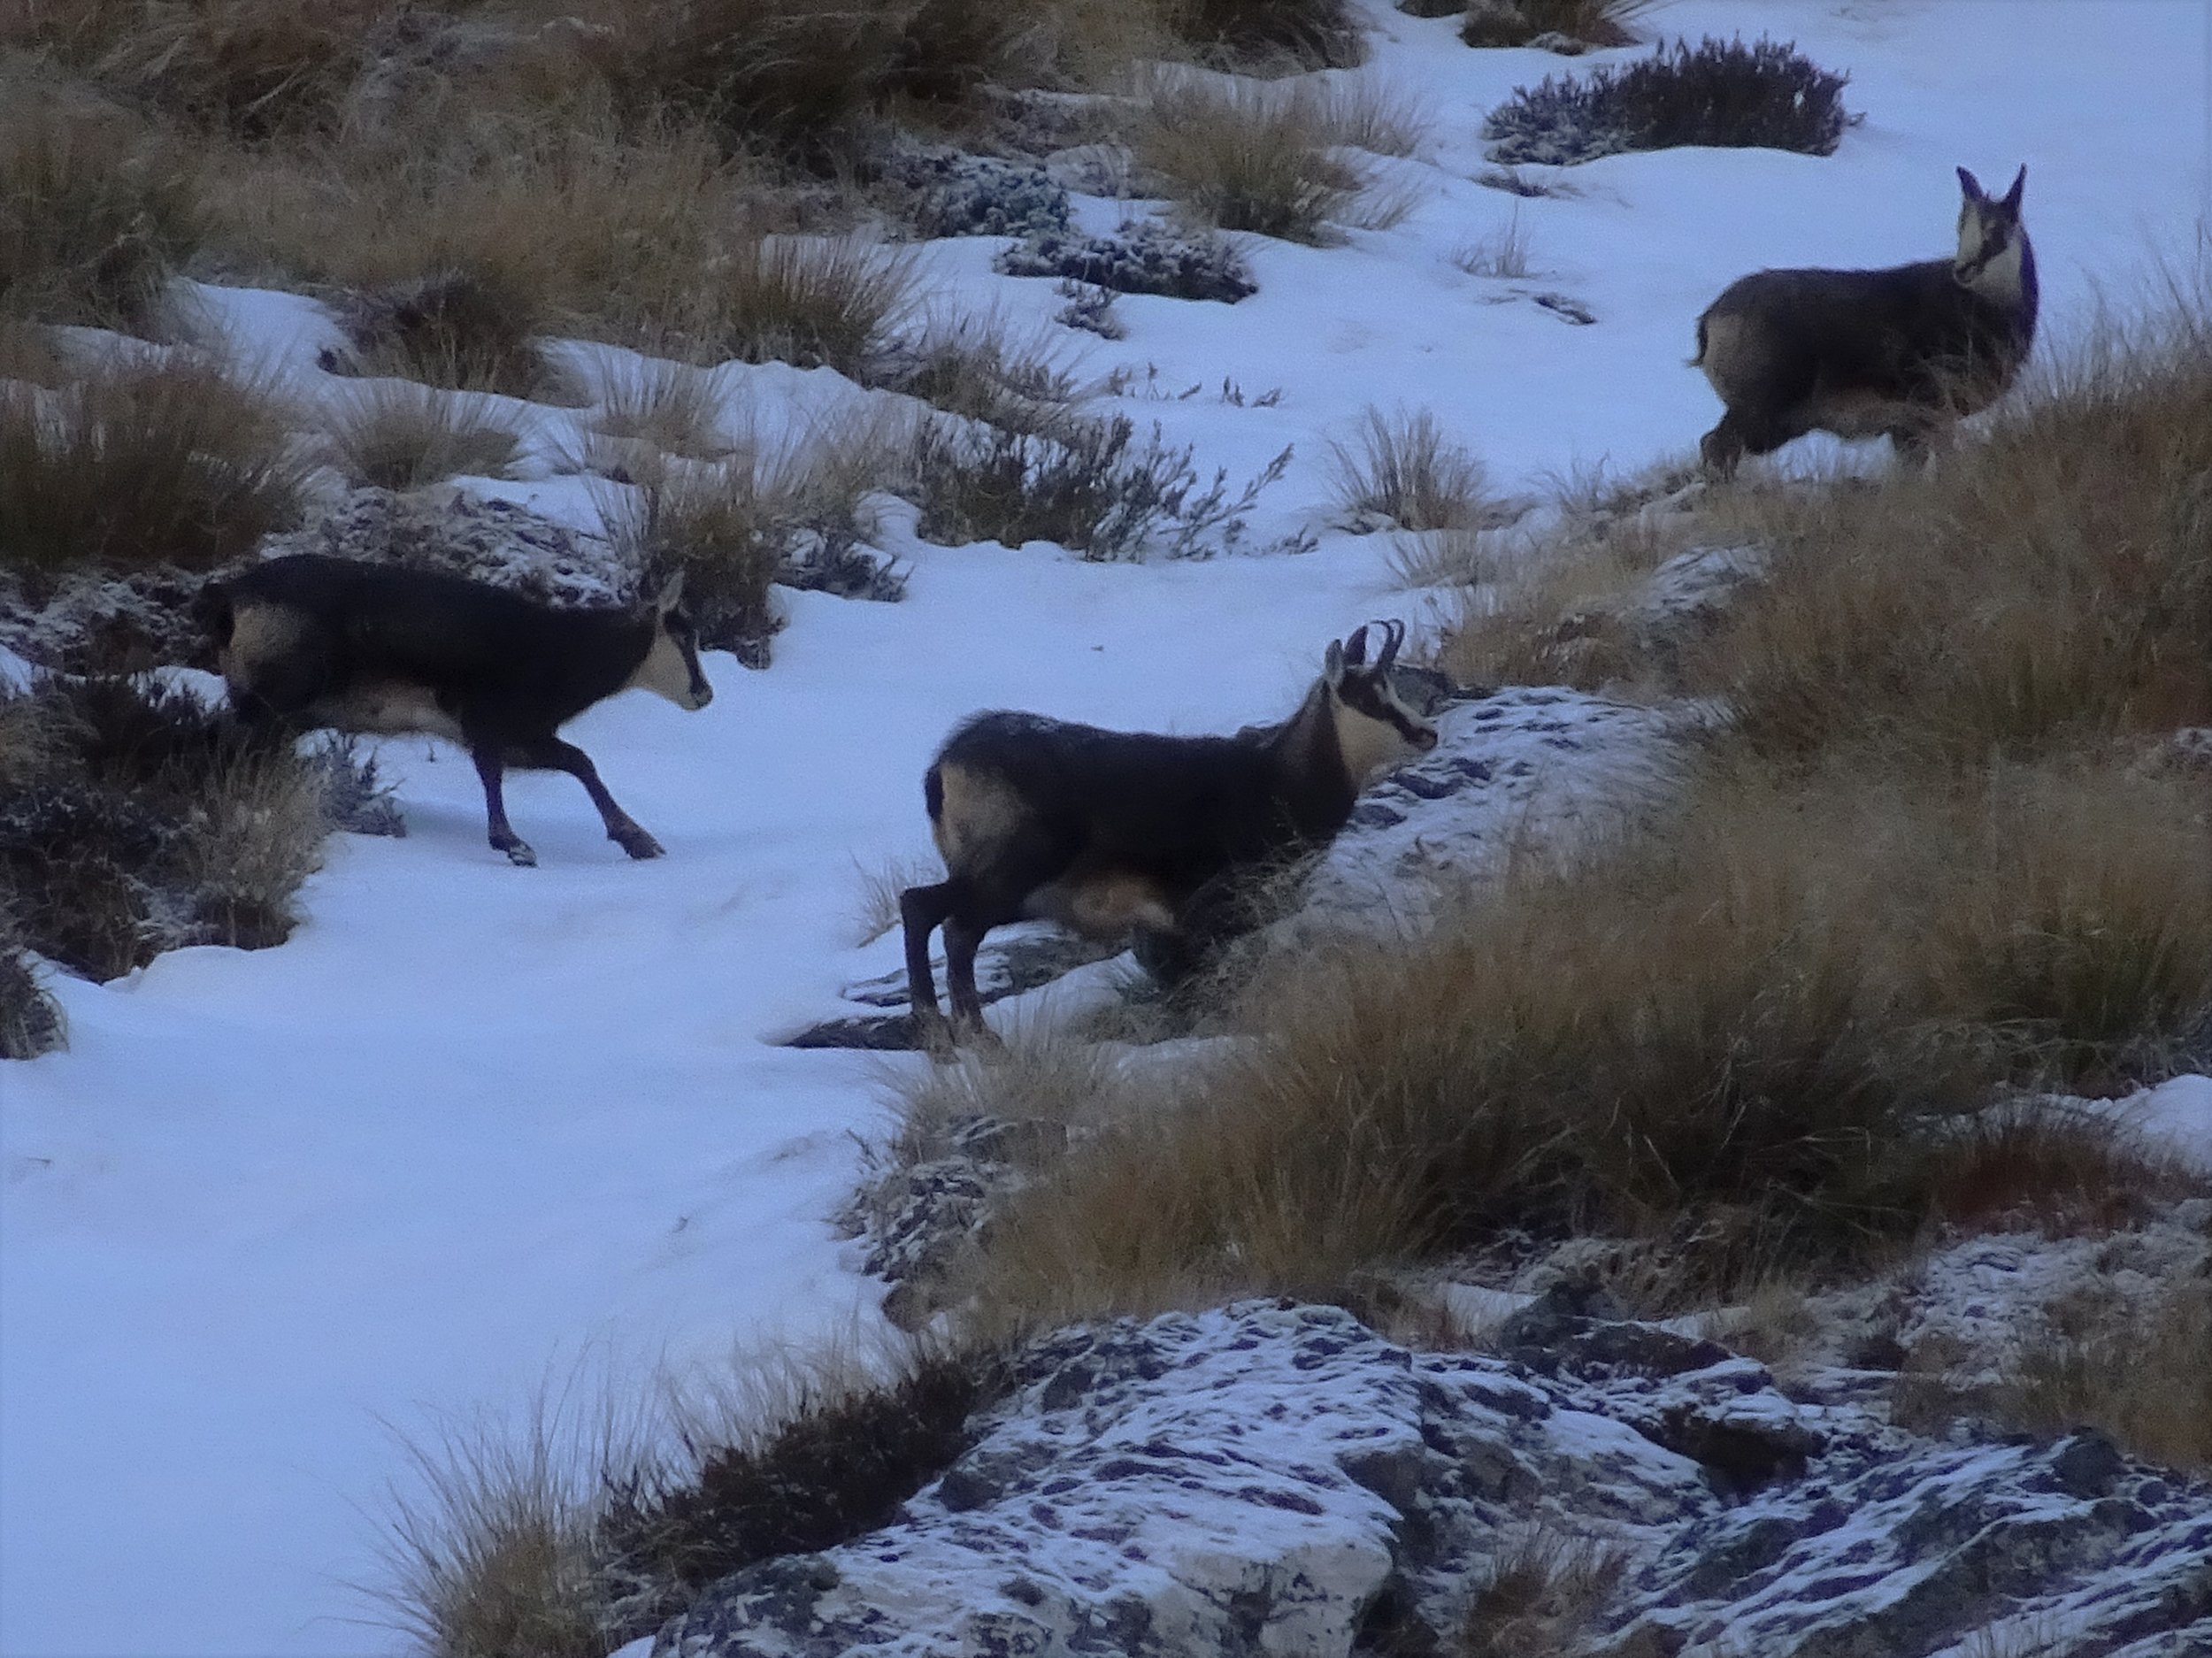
4,4,2210,1654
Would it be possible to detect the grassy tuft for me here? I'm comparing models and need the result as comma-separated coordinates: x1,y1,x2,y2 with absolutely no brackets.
1451,207,1535,279
880,308,1079,433
343,267,562,400
1461,0,1653,50
0,353,306,584
1462,1524,1630,1658
1992,1276,2212,1473
590,358,731,462
1136,75,1373,244
1327,406,1494,532
690,236,920,380
323,380,525,490
0,87,206,333
1166,0,1363,68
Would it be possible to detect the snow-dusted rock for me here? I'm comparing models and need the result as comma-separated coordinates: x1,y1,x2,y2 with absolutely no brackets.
649,1299,2212,1658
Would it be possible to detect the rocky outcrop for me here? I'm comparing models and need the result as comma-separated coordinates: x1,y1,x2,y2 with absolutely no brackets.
643,1299,2212,1658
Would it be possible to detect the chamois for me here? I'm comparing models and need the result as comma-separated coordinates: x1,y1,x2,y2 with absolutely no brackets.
203,554,712,866
1693,165,2038,476
899,620,1440,1050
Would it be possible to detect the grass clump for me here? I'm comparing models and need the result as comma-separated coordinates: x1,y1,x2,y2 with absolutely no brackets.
1460,0,1652,50
342,268,563,400
1166,0,1363,68
0,675,338,984
1462,1525,1629,1658
1135,75,1373,244
589,358,731,462
0,88,205,333
1484,36,1852,166
0,354,306,585
1327,406,1494,532
1992,1276,2212,1474
910,414,1294,560
323,380,524,489
880,309,1079,433
693,236,919,380
1451,207,1535,279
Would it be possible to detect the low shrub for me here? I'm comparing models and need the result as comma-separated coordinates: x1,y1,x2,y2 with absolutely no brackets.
909,414,1294,559
0,933,65,1060
323,380,524,489
0,354,307,585
1484,36,1852,166
996,223,1256,303
0,674,345,983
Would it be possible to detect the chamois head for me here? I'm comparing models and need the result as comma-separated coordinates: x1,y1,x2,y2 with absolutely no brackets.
1322,619,1439,783
1954,165,2029,296
629,571,714,710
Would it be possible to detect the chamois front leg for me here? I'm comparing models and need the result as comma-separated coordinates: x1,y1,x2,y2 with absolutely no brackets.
468,746,537,867
516,735,664,860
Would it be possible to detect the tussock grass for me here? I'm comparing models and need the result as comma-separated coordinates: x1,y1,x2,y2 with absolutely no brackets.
590,358,731,462
1462,1524,1630,1658
1684,318,2212,764
597,1337,1013,1616
0,86,205,333
881,309,1079,433
1168,0,1363,68
0,930,65,1060
343,267,561,400
1135,74,1379,244
1461,0,1652,50
0,353,306,583
693,236,920,380
1992,1276,2212,1474
849,851,942,947
598,404,906,656
955,756,2212,1327
323,380,524,489
0,675,338,982
1327,406,1494,532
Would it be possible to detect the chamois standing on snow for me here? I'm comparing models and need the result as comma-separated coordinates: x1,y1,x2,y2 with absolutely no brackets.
900,620,1440,1051
203,554,712,867
1693,165,2038,476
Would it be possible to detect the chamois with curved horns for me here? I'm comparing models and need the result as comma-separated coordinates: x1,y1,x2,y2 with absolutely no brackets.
900,620,1440,1050
203,554,712,866
1692,165,2038,476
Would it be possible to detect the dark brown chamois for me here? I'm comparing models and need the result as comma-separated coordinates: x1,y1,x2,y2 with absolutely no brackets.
203,554,712,866
899,620,1439,1051
1693,165,2038,476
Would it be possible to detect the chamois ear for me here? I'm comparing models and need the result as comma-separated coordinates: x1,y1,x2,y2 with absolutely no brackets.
2002,164,2026,211
1324,638,1347,688
654,569,687,614
1956,165,1985,203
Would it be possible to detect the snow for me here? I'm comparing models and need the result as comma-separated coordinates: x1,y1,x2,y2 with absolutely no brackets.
5,3,2212,1654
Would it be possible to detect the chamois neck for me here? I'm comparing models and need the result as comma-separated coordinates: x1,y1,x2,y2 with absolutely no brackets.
1259,680,1358,835
1964,230,2039,334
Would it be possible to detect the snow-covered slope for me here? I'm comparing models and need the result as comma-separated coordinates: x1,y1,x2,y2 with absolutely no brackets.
4,4,2209,1654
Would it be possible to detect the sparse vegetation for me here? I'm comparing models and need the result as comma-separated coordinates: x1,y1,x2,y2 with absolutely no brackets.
323,380,525,490
1991,1276,2212,1473
589,357,731,462
0,353,306,584
1169,0,1363,69
910,414,1294,560
694,236,920,380
1485,37,1853,166
879,309,1079,433
1460,1525,1629,1658
1327,406,1494,532
342,268,562,400
1451,207,1535,278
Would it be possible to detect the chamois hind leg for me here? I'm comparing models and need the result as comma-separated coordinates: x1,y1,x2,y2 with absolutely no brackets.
514,735,663,860
468,746,537,867
1702,405,1799,479
900,879,962,1055
941,914,1004,1052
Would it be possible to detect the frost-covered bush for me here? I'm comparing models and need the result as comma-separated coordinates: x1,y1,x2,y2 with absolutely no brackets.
910,416,1294,561
1484,36,1852,166
1459,0,1648,51
890,148,1071,240
996,224,1256,303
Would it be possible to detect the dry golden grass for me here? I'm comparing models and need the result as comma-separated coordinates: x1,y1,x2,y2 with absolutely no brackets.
590,358,731,462
1167,0,1363,68
688,235,921,380
1451,208,1534,279
1460,1524,1630,1658
1134,73,1378,244
883,307,1080,433
848,850,942,947
0,352,306,581
1327,406,1494,532
954,754,2212,1329
323,380,525,488
1682,315,2212,764
1993,1275,2212,1474
0,83,206,333
1461,0,1651,50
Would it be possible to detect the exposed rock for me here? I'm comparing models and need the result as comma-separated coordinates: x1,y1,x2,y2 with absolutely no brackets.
781,923,1122,1051
0,564,217,676
997,224,1257,304
646,1301,2212,1658
260,487,640,609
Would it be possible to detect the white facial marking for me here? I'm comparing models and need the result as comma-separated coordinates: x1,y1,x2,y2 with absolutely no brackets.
630,627,706,708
